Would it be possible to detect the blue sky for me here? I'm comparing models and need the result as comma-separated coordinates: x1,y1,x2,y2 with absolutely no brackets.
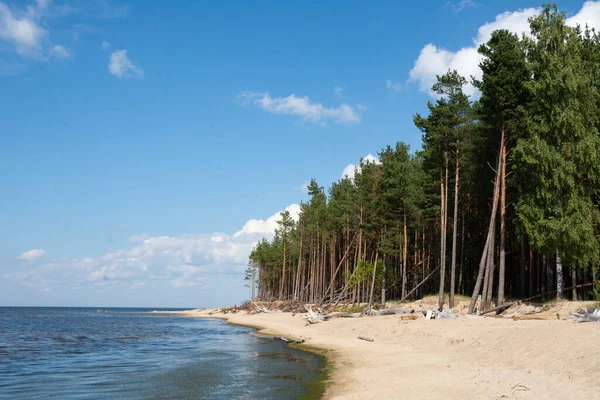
1,0,598,307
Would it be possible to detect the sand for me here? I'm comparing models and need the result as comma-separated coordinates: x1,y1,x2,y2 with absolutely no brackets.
178,300,600,400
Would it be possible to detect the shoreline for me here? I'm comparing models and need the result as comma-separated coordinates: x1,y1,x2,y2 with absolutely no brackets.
179,310,334,399
178,300,600,400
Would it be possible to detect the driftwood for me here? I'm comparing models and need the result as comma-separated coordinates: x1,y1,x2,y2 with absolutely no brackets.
570,308,600,323
305,305,418,324
364,307,414,316
512,313,560,321
400,315,418,321
304,306,329,324
419,305,456,320
358,336,374,342
479,281,600,316
274,336,305,344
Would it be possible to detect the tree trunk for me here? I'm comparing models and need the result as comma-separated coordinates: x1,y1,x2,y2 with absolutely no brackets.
529,247,534,297
458,206,465,295
572,267,578,301
556,250,563,300
293,226,304,301
484,227,496,310
280,232,287,300
251,264,256,300
381,257,386,307
520,238,526,299
439,153,449,311
450,147,460,309
468,131,504,314
498,138,507,306
402,201,408,298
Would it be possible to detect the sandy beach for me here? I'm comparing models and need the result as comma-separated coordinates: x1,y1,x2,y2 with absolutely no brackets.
179,299,600,400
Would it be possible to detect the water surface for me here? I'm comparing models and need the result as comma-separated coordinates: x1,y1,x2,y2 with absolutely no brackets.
0,307,323,399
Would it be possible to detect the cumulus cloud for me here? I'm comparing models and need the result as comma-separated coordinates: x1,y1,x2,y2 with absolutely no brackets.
8,205,300,292
0,0,70,60
129,233,150,243
0,1,47,57
18,249,47,261
409,2,600,97
341,153,380,180
238,91,361,125
100,40,110,50
334,86,344,98
109,49,143,78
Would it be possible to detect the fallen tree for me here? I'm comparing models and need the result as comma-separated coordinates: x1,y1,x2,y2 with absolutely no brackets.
570,308,600,323
479,281,600,316
304,305,417,324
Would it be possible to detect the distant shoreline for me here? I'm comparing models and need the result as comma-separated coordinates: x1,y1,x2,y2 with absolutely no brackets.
177,299,600,400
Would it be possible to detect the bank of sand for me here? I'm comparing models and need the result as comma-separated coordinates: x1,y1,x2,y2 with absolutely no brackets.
179,299,600,400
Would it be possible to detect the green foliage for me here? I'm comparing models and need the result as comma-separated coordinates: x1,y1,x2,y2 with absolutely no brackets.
514,4,600,266
592,282,600,303
248,3,600,304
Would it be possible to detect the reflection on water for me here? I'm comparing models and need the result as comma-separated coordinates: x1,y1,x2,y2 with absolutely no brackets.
0,307,323,399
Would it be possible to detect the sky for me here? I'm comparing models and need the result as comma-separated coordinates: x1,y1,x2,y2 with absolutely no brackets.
1,0,599,307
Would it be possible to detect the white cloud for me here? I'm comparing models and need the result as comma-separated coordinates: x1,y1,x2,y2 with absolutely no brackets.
0,1,47,57
100,40,110,50
341,153,380,180
450,0,479,13
566,1,600,29
129,233,150,243
334,86,344,98
8,205,300,292
0,0,70,60
409,2,600,97
109,49,143,78
238,91,361,125
385,80,403,92
18,249,47,261
234,204,300,238
49,44,69,59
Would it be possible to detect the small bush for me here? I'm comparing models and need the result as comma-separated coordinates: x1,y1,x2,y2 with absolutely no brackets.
240,300,252,311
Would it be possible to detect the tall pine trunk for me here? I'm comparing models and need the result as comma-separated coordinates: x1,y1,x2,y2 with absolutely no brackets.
450,146,460,308
439,152,449,310
402,201,408,298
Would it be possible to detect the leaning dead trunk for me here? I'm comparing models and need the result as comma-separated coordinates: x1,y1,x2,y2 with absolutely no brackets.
368,252,379,309
468,131,504,314
497,137,507,306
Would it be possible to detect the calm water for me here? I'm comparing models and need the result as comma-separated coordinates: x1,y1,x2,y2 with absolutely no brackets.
0,307,323,399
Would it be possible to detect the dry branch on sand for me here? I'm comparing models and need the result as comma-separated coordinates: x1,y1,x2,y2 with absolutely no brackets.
570,308,600,323
512,313,560,321
304,305,420,324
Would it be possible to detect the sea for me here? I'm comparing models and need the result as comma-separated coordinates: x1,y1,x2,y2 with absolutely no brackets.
0,307,324,399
